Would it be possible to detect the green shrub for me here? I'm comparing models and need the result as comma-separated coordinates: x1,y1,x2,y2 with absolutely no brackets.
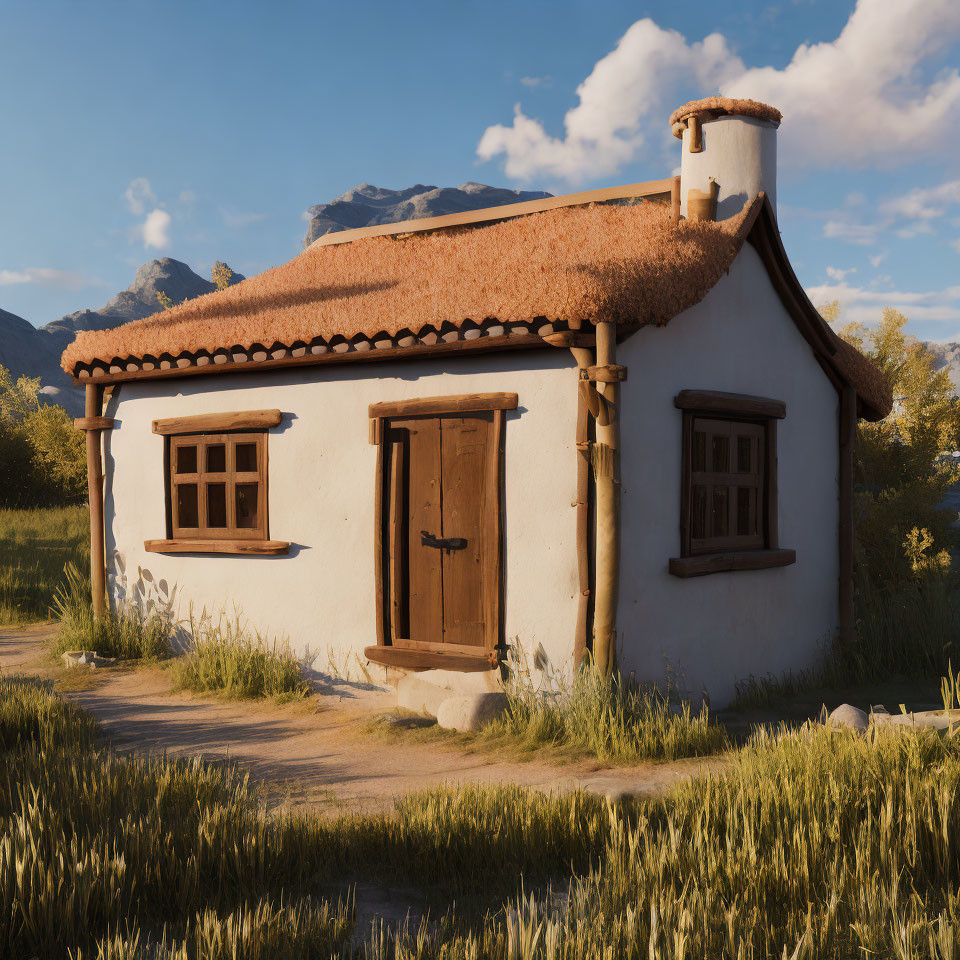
0,505,88,624
52,562,174,661
482,651,730,763
171,611,309,700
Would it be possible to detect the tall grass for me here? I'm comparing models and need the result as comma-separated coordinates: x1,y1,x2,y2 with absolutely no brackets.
52,561,174,661
6,673,960,957
171,610,309,700
482,654,730,763
0,505,88,623
733,564,958,709
842,563,956,683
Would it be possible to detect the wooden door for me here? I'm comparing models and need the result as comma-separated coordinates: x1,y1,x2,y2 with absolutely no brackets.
383,411,501,655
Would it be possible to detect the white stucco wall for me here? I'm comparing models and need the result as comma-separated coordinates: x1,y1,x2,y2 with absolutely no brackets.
617,242,840,706
102,351,582,680
102,242,840,704
680,115,778,220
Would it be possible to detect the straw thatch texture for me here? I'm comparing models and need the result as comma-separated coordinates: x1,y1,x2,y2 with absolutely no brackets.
670,97,782,137
61,198,759,373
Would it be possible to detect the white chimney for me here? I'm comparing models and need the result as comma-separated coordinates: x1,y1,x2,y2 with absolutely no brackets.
671,98,781,221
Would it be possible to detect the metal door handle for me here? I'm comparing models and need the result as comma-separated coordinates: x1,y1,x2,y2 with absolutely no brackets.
420,531,467,551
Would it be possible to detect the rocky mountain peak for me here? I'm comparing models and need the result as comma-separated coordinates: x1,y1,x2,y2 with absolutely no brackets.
302,181,553,247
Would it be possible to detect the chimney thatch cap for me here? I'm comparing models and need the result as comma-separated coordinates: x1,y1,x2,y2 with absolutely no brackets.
670,97,782,139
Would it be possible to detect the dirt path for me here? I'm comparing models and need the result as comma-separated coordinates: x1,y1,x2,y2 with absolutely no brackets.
0,623,727,815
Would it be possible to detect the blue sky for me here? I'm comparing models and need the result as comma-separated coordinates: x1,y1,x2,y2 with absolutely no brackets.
1,0,958,340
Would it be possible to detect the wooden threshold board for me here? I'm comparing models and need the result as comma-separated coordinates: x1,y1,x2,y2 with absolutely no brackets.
363,646,497,672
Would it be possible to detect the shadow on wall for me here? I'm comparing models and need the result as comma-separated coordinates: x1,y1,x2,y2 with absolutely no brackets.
109,550,190,652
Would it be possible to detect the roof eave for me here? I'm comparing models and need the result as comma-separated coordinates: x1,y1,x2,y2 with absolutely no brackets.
745,196,892,422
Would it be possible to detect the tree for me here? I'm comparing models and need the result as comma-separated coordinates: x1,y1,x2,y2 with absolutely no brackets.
0,365,86,507
211,260,234,291
829,307,960,587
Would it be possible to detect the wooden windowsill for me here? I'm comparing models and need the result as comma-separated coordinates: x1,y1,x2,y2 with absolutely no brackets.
363,645,498,672
144,539,290,556
668,548,796,578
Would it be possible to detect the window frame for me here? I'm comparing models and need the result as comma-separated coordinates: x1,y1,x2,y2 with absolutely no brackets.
144,408,289,556
683,415,770,556
671,390,795,578
168,431,268,541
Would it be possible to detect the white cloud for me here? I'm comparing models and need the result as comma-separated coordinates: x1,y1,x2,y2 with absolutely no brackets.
823,220,884,245
951,238,960,253
826,266,856,282
140,209,171,249
478,0,960,181
881,179,960,220
896,220,935,239
220,208,268,230
806,279,960,334
0,267,100,290
477,19,742,180
124,177,157,216
124,177,174,249
870,253,887,267
520,76,552,88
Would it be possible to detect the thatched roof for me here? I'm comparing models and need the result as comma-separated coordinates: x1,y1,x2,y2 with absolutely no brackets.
60,188,891,421
62,196,758,373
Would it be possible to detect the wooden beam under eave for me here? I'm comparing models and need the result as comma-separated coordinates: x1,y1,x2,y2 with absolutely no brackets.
72,331,552,386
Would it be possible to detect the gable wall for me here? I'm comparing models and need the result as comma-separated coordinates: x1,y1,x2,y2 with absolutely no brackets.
102,351,581,679
617,242,840,706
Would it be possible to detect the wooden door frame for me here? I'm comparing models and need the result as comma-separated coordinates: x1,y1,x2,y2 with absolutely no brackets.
365,393,515,672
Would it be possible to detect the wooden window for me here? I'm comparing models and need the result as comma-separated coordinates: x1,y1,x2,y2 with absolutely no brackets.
144,409,289,556
671,390,795,577
687,417,764,554
169,432,268,540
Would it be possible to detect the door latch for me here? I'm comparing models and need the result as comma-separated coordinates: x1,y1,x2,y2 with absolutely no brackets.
420,531,467,551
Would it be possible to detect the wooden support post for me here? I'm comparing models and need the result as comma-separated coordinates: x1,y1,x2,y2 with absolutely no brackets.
838,386,856,650
570,345,593,668
83,383,107,618
592,322,620,675
670,175,681,222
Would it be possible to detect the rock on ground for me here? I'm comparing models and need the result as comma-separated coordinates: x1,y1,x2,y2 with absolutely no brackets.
827,703,869,731
436,692,509,733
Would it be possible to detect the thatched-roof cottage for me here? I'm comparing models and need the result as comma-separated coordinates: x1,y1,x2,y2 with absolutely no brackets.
66,98,890,706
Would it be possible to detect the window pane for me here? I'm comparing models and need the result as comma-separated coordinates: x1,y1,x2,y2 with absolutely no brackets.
712,486,728,537
235,442,258,473
691,485,707,539
712,435,729,473
207,483,227,527
692,431,707,472
737,486,753,536
176,484,198,527
206,443,226,473
176,445,197,474
236,483,259,529
737,436,752,473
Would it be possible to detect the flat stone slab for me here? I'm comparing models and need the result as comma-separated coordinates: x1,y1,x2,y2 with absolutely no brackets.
62,650,117,669
872,709,960,732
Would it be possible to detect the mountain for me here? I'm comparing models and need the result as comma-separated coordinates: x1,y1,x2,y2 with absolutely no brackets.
927,342,960,394
6,180,553,412
0,258,243,414
302,181,553,247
